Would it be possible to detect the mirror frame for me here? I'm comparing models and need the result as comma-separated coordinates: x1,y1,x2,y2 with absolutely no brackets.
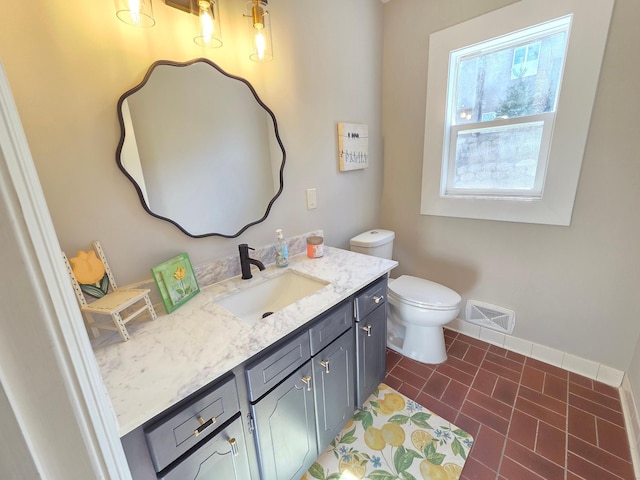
115,58,286,238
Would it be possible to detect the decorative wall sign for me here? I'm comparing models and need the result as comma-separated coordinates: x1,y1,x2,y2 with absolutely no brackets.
338,122,369,171
151,253,200,313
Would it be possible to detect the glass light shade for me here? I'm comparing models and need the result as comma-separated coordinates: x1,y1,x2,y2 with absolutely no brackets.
193,0,222,48
246,0,273,62
115,0,155,27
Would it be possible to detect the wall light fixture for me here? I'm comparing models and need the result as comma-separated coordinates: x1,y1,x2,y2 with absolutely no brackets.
163,0,223,47
115,0,156,27
245,0,273,62
193,0,223,48
117,0,275,58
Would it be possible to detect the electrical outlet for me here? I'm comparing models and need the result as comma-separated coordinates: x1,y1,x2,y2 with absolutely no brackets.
306,188,317,209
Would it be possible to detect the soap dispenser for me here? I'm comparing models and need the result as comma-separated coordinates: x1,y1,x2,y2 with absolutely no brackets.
275,229,289,267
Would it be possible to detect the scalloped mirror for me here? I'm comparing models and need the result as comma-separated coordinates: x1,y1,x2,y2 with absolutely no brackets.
116,58,285,238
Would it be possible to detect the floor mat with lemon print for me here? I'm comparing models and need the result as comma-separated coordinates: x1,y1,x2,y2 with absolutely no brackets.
303,383,473,480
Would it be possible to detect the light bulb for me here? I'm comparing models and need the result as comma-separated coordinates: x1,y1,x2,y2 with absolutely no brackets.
255,29,266,61
199,4,214,45
128,0,141,25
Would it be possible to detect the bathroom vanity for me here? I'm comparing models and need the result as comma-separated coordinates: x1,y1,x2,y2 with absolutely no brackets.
93,247,397,479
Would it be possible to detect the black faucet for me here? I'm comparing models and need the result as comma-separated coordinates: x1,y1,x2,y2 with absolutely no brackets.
238,243,266,279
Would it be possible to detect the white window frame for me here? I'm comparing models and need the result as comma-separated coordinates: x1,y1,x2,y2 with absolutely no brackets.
443,15,571,200
420,0,614,226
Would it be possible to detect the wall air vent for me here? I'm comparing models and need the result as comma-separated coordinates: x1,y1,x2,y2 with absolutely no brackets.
465,300,515,334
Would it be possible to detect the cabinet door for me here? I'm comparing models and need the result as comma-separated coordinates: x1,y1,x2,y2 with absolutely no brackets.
251,361,318,480
159,417,251,480
313,328,355,449
356,304,387,407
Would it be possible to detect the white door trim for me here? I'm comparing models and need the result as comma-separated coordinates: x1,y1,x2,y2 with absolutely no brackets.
0,60,131,479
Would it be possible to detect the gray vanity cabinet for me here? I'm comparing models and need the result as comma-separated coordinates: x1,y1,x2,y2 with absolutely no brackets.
312,327,355,449
159,416,251,480
121,275,392,480
249,360,318,480
355,277,388,407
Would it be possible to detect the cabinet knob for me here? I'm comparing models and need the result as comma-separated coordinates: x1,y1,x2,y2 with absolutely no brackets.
320,360,330,374
193,416,216,437
362,324,372,337
373,295,384,304
301,375,312,391
228,438,238,456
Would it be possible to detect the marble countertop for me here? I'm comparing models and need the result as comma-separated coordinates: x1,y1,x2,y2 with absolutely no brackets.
93,247,397,437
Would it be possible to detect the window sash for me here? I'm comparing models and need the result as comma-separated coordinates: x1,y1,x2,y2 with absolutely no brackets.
450,15,572,69
443,112,555,199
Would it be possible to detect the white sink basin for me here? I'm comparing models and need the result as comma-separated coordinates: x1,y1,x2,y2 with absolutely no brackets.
216,271,329,325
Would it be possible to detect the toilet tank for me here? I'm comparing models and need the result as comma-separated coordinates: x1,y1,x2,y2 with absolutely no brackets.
349,229,395,259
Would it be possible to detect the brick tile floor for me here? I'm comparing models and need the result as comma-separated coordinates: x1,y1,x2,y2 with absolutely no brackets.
384,329,636,480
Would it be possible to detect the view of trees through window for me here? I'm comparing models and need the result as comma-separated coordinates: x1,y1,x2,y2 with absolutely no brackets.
455,31,566,123
445,18,570,196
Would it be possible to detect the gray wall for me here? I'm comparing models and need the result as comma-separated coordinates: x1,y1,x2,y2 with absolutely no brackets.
381,0,640,371
0,0,383,285
0,381,39,479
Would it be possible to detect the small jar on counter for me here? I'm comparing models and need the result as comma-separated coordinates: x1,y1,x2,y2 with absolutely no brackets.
306,236,324,258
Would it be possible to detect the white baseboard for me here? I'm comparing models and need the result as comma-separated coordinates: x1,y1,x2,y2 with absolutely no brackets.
620,375,640,480
446,318,625,387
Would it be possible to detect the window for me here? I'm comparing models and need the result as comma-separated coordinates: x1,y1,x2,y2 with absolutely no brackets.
511,42,541,80
420,0,614,226
444,16,570,199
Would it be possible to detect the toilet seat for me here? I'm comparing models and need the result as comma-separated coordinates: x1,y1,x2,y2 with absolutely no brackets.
389,275,461,311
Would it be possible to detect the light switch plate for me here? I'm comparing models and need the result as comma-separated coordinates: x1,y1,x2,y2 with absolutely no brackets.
306,188,317,209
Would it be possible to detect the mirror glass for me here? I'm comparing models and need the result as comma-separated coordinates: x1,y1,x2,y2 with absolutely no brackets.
116,58,285,238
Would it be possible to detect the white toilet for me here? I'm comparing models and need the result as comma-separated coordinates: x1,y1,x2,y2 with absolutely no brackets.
350,229,462,364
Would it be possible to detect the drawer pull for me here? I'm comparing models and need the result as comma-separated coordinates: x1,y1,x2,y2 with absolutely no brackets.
373,295,384,304
301,375,312,392
320,360,330,374
362,324,372,337
228,438,238,456
193,416,216,437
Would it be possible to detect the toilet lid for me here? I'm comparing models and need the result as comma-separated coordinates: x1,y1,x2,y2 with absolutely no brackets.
389,275,461,310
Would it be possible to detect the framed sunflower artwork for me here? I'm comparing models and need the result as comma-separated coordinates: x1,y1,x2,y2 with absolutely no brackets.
151,253,200,313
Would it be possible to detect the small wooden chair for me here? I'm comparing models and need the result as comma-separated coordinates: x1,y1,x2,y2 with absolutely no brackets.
63,241,157,342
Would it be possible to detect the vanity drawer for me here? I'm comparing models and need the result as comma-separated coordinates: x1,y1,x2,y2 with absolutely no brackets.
246,330,311,402
355,276,388,320
158,415,251,480
144,375,240,473
309,301,352,356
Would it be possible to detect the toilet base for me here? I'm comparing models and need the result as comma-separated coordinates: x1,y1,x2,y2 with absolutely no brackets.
387,321,448,364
